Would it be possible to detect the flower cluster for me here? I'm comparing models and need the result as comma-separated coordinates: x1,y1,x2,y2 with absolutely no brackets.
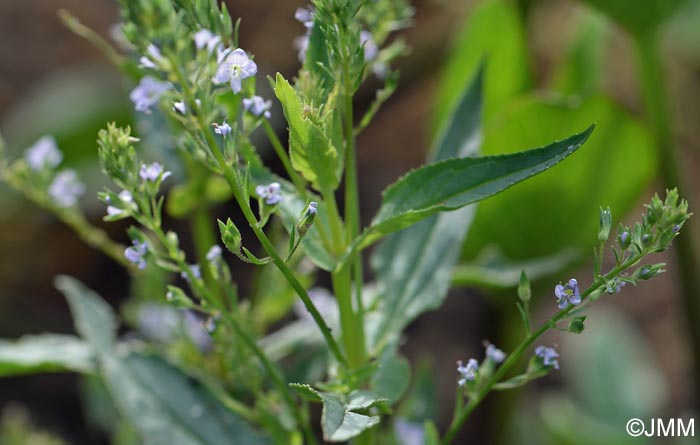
457,343,507,387
23,136,85,208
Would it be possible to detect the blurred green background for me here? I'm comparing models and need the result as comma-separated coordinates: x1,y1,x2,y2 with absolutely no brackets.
1,0,699,444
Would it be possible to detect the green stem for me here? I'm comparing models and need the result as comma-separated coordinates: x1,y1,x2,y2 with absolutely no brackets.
634,31,700,410
343,92,367,366
152,224,317,444
441,254,644,444
261,119,306,193
322,188,345,255
198,110,348,368
187,162,226,305
171,61,347,367
62,211,132,268
0,168,131,269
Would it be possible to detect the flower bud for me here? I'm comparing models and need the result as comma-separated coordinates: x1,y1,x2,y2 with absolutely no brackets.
618,227,631,249
598,207,612,243
296,201,318,237
517,270,531,303
218,218,242,254
165,285,194,308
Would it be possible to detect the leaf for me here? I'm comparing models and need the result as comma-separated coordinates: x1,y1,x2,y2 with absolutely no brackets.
289,383,322,402
433,0,528,127
581,0,690,35
319,392,381,442
368,68,483,350
101,353,270,445
373,126,593,234
274,74,339,192
55,275,117,350
462,94,656,262
304,20,333,89
355,125,594,264
0,334,94,377
370,350,410,404
56,277,269,445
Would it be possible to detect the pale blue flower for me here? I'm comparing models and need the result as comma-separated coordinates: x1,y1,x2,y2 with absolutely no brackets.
130,76,171,113
25,136,62,171
125,240,148,270
255,182,282,205
360,30,378,61
106,190,133,217
180,264,201,282
139,162,172,182
212,48,257,94
172,99,199,115
173,101,186,114
621,231,630,244
213,121,232,137
295,6,314,29
394,419,424,445
554,278,581,309
139,43,164,69
457,358,478,386
293,34,309,63
106,206,124,217
48,170,85,207
535,345,559,369
206,245,222,261
193,29,222,53
308,201,318,215
486,344,506,363
243,95,272,118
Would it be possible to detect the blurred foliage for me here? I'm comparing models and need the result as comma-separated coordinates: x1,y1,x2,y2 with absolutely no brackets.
580,0,690,36
0,65,132,213
433,0,529,125
462,93,656,260
0,405,65,445
507,309,668,445
434,0,657,268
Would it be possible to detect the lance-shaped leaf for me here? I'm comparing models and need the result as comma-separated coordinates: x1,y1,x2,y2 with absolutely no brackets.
274,74,339,192
368,68,481,350
0,334,94,377
346,124,594,263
